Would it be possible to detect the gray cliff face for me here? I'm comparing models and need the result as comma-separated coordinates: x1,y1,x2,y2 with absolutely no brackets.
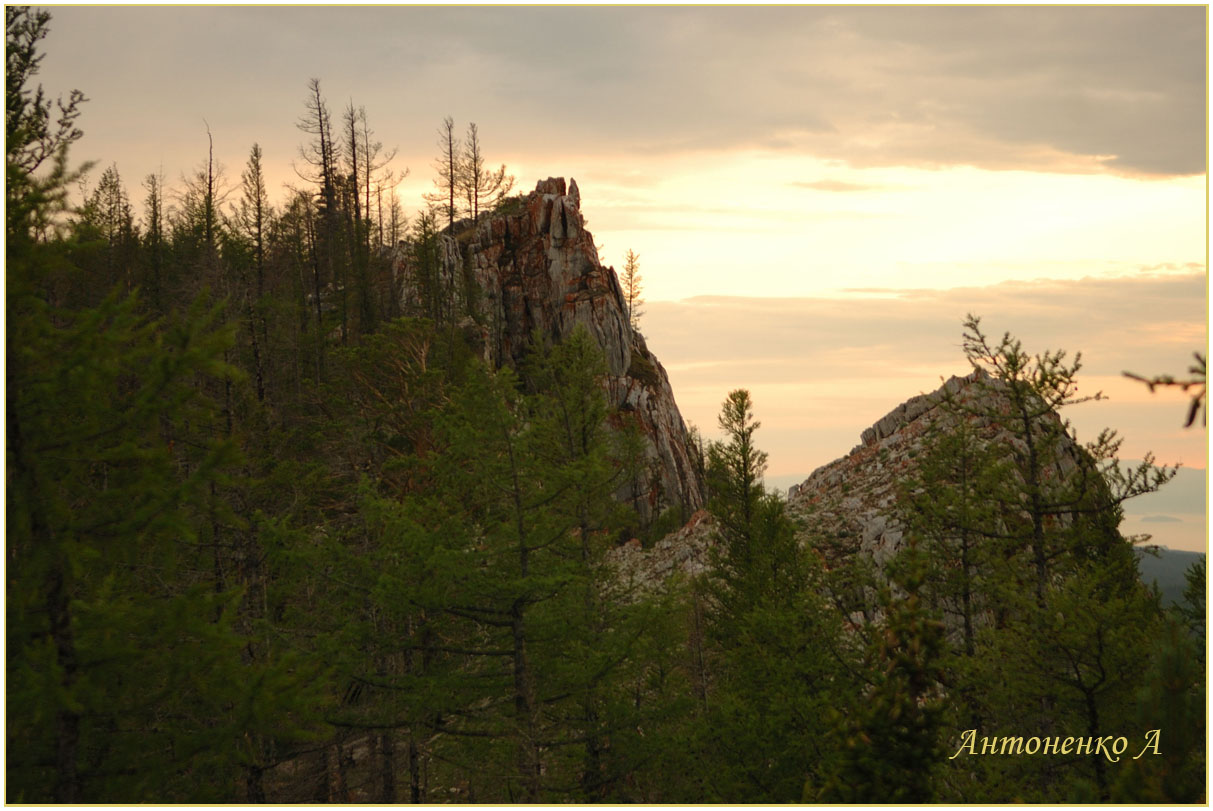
613,371,1092,592
396,177,704,517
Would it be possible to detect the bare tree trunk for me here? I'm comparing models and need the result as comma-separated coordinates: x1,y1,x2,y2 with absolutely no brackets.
245,765,266,804
408,733,422,803
378,732,396,803
49,566,81,803
312,746,330,802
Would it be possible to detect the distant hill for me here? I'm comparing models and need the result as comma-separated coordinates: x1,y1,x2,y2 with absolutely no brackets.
1137,547,1204,607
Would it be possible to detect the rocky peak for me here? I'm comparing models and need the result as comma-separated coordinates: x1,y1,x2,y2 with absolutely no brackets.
395,178,704,518
614,370,1094,591
787,370,1085,569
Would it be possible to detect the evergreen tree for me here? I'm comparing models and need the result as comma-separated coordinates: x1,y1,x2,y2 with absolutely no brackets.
5,6,88,245
6,228,253,801
231,142,272,402
296,78,345,349
815,543,947,803
384,327,663,801
698,390,848,801
72,163,140,296
954,315,1174,603
7,15,325,800
1109,599,1205,802
141,170,166,311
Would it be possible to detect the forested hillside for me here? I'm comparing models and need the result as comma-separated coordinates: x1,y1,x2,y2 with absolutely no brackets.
6,8,1204,803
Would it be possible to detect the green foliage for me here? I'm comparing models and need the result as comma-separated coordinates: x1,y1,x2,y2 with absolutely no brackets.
491,192,525,217
1109,617,1206,803
8,11,1199,803
1175,557,1206,650
627,347,661,388
816,544,947,803
906,316,1185,802
1107,556,1207,803
704,390,766,559
695,390,849,801
5,6,89,244
641,505,686,547
5,269,254,800
899,414,1008,658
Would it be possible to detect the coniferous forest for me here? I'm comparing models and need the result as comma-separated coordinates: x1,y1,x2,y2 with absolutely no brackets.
6,8,1206,804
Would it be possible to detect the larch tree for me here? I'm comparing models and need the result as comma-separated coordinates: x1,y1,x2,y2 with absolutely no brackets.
5,13,299,800
296,78,345,348
815,543,947,804
342,101,374,335
913,316,1177,800
354,106,403,321
355,105,400,252
459,122,514,224
171,126,230,303
141,170,165,311
75,163,139,294
621,249,644,333
5,5,88,243
698,389,847,801
233,142,272,402
424,116,462,233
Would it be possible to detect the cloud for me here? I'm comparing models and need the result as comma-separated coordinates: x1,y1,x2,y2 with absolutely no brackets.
40,6,1206,190
790,180,884,193
1136,262,1206,274
642,272,1207,477
647,272,1207,377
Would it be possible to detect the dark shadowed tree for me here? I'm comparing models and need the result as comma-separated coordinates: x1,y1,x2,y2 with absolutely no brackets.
296,78,346,348
424,116,461,233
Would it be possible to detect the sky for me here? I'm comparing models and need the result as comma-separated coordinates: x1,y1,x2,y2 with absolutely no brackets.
34,5,1208,549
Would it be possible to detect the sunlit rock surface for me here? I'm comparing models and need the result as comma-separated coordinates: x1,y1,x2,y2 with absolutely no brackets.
395,177,704,516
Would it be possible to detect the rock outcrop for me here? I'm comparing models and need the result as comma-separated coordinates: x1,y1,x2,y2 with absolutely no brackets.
787,370,1088,569
395,178,704,517
614,370,1096,590
606,509,717,593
